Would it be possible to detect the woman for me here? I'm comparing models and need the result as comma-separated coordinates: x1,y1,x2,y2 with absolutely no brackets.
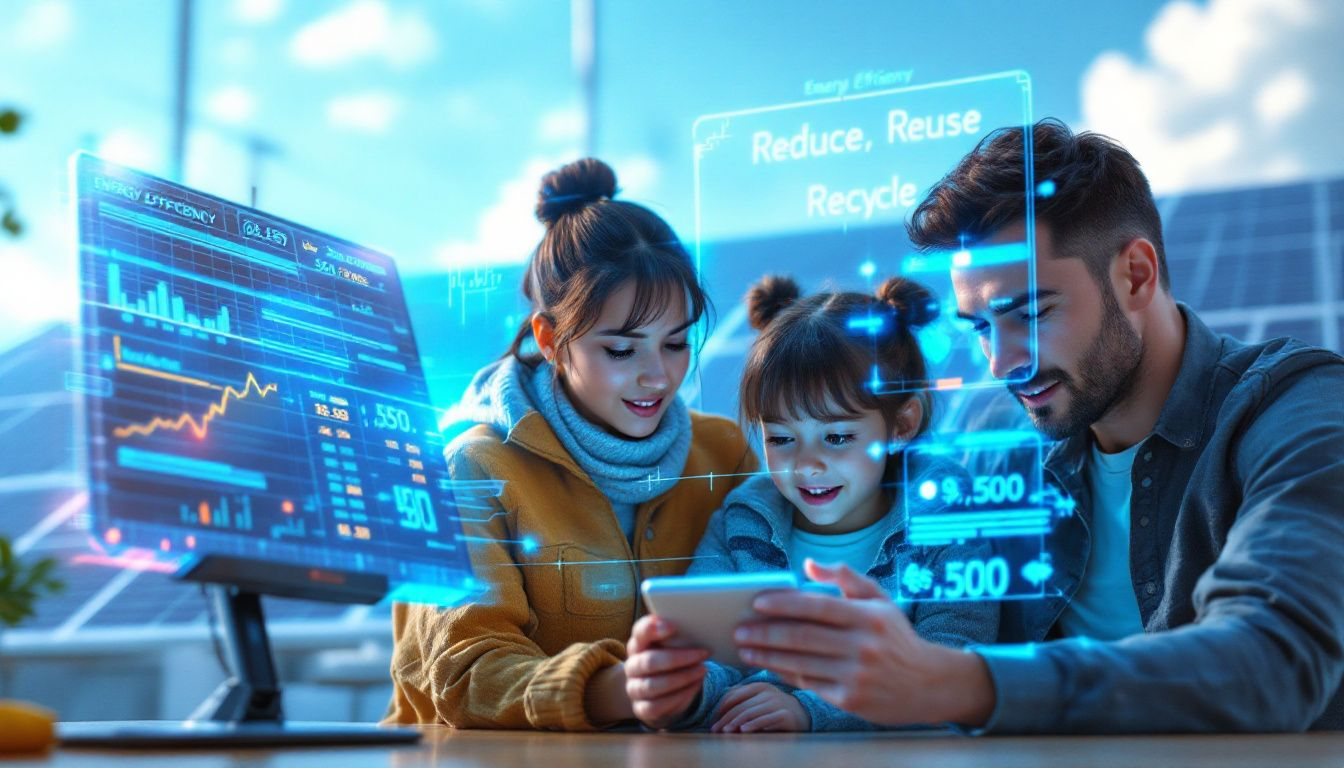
385,158,756,730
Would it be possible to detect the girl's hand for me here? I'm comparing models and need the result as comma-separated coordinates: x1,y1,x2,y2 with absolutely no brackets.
624,615,710,729
710,682,810,733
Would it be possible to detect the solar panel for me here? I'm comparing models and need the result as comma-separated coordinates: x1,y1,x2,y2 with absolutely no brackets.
1331,181,1344,233
1262,319,1326,347
0,489,80,542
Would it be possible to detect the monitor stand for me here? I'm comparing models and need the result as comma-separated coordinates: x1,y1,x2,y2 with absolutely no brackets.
59,585,419,748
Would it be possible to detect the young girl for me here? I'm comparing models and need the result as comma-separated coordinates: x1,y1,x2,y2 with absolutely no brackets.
385,158,756,730
625,275,998,732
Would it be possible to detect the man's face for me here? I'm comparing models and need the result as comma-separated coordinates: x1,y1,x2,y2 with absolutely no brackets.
951,222,1143,440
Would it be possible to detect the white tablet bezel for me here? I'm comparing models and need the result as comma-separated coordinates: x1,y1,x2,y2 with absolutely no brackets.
640,572,808,666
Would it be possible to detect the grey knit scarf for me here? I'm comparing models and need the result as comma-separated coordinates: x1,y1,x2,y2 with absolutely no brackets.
524,361,691,505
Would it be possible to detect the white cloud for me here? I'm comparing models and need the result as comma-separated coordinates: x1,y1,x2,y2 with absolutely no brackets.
234,0,283,24
613,154,660,199
1080,0,1344,194
442,91,495,129
184,129,251,204
97,129,163,172
205,85,257,125
13,0,73,49
434,153,663,270
1254,69,1311,128
538,106,587,144
289,0,436,69
436,157,555,269
0,238,76,352
325,92,401,134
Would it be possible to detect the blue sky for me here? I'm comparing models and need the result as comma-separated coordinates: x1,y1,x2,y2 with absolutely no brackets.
1,0,1340,353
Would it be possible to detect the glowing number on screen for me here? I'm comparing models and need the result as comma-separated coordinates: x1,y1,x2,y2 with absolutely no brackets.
375,403,412,432
394,485,437,533
943,557,1010,599
971,473,1025,504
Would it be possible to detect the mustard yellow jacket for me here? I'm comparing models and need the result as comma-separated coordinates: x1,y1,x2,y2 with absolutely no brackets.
385,408,756,730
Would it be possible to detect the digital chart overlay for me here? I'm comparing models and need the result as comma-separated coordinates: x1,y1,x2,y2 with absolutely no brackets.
73,153,474,605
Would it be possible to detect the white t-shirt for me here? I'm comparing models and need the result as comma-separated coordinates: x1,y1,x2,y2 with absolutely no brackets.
1057,441,1146,641
788,517,888,576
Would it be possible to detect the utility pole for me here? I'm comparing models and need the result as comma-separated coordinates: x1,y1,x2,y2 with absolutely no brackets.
171,0,194,182
245,134,281,209
571,0,598,157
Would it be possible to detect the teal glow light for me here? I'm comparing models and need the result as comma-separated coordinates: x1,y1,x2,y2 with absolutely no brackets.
385,581,477,607
918,480,938,500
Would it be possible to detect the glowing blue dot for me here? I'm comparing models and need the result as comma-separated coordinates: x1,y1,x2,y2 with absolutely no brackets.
867,442,885,461
918,480,938,500
859,261,876,278
521,536,539,554
1036,179,1056,198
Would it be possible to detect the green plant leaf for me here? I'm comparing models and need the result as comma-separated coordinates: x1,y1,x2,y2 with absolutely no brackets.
0,109,21,134
1,209,22,236
0,536,64,629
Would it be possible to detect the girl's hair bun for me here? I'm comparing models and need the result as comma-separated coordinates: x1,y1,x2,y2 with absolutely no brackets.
876,277,939,329
535,157,618,225
746,275,802,330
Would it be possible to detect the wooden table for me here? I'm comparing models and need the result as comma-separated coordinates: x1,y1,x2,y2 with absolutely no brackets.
12,726,1344,767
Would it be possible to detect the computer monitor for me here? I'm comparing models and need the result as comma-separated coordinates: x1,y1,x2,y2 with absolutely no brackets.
60,153,476,747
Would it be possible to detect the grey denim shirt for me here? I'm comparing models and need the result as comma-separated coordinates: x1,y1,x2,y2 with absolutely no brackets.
676,472,998,731
979,305,1344,733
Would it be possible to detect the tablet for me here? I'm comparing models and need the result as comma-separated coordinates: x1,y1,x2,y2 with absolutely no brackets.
639,572,842,666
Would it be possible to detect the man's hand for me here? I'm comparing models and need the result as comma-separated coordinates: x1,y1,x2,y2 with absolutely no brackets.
624,615,710,729
733,559,996,728
710,682,810,733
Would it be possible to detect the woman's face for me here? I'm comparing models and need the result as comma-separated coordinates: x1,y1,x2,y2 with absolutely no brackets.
761,402,892,535
551,280,693,439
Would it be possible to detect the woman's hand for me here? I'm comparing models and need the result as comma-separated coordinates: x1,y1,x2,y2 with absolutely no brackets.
710,682,809,733
733,559,996,728
624,615,710,729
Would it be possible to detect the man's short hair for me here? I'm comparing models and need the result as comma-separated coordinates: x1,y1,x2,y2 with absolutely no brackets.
907,118,1169,290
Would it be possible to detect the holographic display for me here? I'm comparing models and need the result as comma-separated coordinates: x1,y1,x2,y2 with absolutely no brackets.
899,430,1064,602
691,73,1063,603
692,71,1038,411
73,153,474,606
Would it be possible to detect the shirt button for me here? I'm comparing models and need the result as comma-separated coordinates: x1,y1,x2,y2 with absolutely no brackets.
1139,516,1150,527
1141,476,1153,488
1146,582,1157,596
1143,451,1153,462
645,526,655,541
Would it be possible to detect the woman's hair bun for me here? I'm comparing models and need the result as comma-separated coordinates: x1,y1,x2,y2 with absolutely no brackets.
535,157,618,225
746,275,802,330
875,277,939,329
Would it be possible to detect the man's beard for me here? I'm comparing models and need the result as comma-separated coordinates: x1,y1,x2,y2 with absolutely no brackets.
1017,290,1144,441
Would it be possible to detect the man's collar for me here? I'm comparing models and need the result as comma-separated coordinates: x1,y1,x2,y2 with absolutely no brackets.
1150,303,1220,451
1047,303,1219,474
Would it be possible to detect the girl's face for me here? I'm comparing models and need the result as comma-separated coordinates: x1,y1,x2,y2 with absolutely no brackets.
761,403,893,535
550,280,692,439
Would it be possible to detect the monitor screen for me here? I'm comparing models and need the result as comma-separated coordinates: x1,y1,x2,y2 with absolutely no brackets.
73,153,474,606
